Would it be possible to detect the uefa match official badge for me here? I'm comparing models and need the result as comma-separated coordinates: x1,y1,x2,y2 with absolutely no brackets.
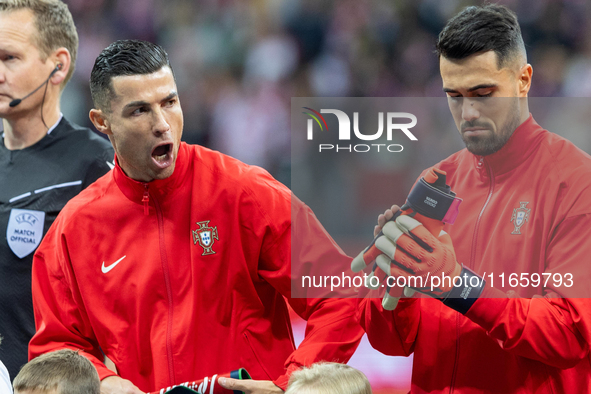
7,209,45,258
192,221,219,255
510,202,531,235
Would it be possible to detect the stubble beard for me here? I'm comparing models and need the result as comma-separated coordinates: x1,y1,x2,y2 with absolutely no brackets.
462,105,522,156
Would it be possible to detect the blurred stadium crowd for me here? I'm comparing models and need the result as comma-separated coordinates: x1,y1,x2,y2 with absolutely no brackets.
62,0,591,188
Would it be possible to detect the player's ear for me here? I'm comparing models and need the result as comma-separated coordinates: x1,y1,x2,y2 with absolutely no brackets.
89,109,112,136
518,63,533,97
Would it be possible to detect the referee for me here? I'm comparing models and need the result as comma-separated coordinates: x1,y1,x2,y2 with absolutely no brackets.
0,0,113,380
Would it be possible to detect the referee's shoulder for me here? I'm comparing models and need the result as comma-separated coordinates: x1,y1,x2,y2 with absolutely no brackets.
57,169,115,221
57,117,113,153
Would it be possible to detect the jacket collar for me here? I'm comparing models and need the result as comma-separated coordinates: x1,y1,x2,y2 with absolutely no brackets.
473,114,546,177
2,116,68,151
113,142,190,204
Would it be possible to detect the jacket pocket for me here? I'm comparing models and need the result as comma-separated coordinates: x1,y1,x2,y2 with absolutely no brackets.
244,327,300,382
242,331,274,380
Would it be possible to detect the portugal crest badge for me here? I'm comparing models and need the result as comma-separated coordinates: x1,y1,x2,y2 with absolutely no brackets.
510,202,531,235
192,220,219,255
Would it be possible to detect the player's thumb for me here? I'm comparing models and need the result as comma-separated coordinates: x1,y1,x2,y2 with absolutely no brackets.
219,377,246,392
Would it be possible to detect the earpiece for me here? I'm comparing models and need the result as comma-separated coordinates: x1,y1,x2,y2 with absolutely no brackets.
9,64,65,108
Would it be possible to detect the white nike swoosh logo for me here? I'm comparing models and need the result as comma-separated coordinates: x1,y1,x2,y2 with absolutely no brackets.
101,256,126,274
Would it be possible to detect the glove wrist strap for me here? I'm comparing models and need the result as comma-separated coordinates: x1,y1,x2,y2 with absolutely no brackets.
440,265,486,314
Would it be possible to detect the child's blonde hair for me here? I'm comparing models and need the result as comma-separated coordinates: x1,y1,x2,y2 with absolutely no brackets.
285,362,372,394
13,349,99,394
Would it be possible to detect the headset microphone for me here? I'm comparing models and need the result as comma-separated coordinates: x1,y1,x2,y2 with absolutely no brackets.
9,64,62,108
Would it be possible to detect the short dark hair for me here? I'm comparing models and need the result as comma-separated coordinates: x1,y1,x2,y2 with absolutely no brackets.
13,349,100,394
436,4,526,68
0,0,78,89
90,39,172,111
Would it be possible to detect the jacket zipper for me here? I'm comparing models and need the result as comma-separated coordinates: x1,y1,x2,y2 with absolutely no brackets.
142,185,150,216
449,312,461,394
144,184,176,384
449,157,495,393
470,157,495,269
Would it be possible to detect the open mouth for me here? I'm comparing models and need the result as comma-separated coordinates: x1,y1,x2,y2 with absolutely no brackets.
151,143,173,168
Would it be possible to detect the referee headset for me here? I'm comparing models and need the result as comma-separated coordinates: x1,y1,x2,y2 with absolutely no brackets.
9,63,63,129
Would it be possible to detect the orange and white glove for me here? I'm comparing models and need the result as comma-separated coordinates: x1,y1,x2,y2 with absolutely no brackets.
375,215,486,314
351,168,463,311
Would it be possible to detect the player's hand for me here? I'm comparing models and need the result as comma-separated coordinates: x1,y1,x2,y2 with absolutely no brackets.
375,215,461,297
219,377,283,393
370,204,416,310
101,375,145,394
374,204,401,237
351,204,401,273
348,204,410,311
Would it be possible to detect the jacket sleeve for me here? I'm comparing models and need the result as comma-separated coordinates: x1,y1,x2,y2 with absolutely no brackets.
357,296,419,358
465,213,591,369
353,170,430,359
29,223,117,381
251,180,363,389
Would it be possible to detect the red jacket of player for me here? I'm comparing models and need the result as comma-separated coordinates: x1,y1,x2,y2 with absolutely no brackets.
360,115,591,393
30,142,363,392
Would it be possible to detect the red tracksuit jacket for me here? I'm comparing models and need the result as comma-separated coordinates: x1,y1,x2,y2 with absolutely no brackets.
360,115,591,393
30,142,362,392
